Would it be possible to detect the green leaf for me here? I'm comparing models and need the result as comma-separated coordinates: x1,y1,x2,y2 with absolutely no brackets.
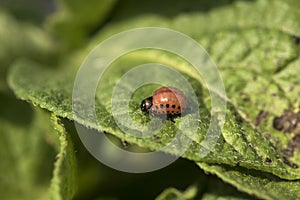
273,58,300,110
109,0,240,20
7,45,300,181
0,92,55,200
0,11,57,92
156,179,254,200
46,0,118,50
0,93,76,200
91,0,300,43
198,162,300,200
200,179,255,200
6,0,300,199
172,0,300,37
156,185,198,200
0,0,54,23
0,91,77,200
50,115,76,200
201,28,299,143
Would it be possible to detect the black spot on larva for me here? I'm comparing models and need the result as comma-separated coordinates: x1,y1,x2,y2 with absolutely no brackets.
178,106,181,109
162,110,165,114
166,104,169,108
155,105,159,109
167,111,170,114
171,110,174,113
172,105,176,108
160,104,164,108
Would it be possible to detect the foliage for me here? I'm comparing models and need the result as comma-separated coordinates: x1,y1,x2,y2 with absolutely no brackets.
1,0,300,199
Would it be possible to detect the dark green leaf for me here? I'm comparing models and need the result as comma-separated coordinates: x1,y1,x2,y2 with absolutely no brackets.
198,162,300,200
50,115,76,200
46,0,118,49
0,93,55,200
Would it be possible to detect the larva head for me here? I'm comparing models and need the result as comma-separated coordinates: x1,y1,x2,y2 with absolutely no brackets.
140,96,153,113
